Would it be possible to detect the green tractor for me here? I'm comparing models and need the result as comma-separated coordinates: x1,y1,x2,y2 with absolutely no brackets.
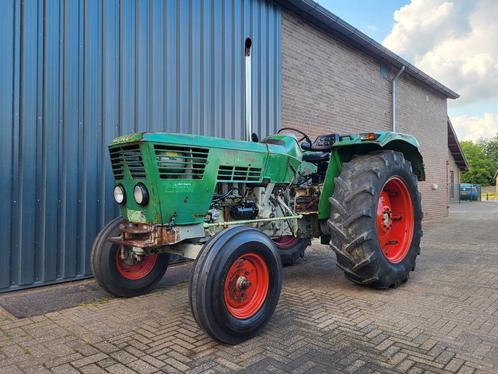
92,128,424,344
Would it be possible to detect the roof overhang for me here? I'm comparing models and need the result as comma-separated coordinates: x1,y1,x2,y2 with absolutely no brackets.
273,0,459,100
448,118,469,171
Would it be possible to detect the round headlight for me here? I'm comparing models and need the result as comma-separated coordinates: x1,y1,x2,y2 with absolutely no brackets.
134,183,149,206
113,185,126,205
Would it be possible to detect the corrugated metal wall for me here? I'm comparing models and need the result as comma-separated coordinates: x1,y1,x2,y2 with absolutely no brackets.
0,0,281,292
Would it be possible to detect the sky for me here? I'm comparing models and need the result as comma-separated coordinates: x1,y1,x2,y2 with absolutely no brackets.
316,0,498,142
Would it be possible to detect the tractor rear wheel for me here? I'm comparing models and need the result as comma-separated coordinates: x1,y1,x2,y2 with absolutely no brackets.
91,218,170,297
328,150,422,288
189,226,282,344
273,236,310,266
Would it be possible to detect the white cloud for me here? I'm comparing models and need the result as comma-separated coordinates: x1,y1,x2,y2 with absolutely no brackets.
451,113,498,142
383,0,498,106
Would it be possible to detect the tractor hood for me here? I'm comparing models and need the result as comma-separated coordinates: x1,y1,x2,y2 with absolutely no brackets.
108,132,302,225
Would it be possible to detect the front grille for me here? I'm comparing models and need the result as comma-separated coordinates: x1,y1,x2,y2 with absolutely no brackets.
217,165,262,182
154,145,209,179
109,144,146,179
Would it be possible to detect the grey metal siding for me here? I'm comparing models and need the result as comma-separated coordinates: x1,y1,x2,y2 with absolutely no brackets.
0,0,281,292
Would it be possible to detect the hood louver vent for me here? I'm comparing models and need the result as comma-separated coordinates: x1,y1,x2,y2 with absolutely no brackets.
217,166,262,182
154,145,209,179
109,145,145,180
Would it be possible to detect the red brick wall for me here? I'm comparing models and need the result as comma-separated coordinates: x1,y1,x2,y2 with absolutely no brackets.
395,77,449,220
281,11,451,220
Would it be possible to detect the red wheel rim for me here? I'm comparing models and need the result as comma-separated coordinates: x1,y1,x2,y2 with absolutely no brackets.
376,176,414,263
273,236,298,249
115,251,158,280
224,253,269,319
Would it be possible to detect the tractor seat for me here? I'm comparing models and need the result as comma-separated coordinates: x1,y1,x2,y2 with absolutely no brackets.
302,152,330,163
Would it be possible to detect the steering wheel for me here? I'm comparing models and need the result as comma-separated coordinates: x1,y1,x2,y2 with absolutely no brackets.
277,127,313,148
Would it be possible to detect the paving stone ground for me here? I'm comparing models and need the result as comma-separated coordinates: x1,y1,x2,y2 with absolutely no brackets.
0,202,497,373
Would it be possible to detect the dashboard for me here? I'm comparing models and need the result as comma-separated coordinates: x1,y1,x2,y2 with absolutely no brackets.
311,134,340,151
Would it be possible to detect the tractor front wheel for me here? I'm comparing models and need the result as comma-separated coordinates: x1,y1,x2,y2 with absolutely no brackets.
328,150,422,288
189,226,282,344
91,218,170,297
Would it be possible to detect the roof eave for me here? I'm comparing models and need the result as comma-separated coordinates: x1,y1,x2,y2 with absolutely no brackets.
448,118,469,171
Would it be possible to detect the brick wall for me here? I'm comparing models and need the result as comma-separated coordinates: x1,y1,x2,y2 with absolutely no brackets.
281,10,452,220
395,77,449,220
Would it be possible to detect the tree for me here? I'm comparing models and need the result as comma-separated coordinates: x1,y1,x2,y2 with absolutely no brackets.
481,133,498,165
460,140,496,186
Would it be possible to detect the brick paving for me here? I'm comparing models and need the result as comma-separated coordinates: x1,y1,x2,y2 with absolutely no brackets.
0,202,497,373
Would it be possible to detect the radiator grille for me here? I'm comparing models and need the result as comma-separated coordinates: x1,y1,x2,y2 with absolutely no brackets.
217,166,262,182
109,145,146,179
154,145,209,179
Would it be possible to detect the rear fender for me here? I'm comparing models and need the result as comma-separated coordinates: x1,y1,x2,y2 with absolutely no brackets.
333,132,425,181
318,132,425,220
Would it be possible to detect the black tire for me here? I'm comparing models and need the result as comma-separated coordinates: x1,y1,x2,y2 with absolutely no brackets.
189,226,282,344
91,217,170,297
328,150,422,288
273,237,311,266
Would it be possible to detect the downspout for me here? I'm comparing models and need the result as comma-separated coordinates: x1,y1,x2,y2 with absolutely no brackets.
391,65,405,132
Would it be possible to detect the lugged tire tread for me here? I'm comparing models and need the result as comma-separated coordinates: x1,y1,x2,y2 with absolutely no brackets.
329,196,348,216
345,186,375,203
343,231,373,254
330,242,354,263
327,221,348,241
328,150,423,289
343,209,373,228
351,251,376,272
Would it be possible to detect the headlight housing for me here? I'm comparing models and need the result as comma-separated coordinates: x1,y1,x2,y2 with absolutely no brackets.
113,185,126,205
134,183,149,206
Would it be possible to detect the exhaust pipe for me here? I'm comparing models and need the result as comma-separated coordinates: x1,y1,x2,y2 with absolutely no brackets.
245,38,253,141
